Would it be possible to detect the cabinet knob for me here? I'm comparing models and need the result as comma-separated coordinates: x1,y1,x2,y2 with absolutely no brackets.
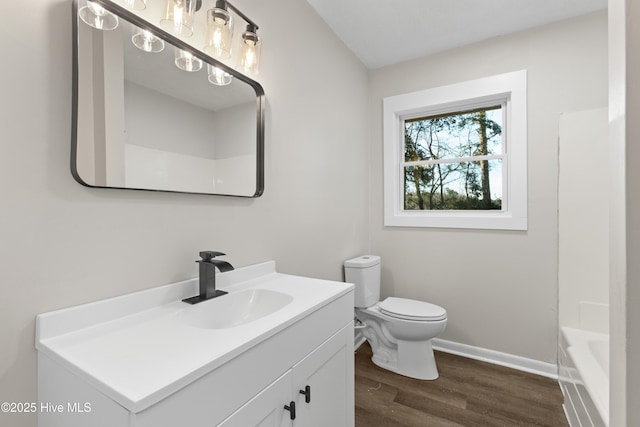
299,385,311,403
284,401,296,420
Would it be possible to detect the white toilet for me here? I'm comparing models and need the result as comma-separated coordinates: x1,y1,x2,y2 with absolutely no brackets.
345,255,447,380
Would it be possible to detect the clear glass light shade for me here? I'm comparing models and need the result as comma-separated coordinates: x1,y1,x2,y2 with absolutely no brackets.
131,27,164,53
175,48,203,72
237,30,260,76
204,8,233,59
160,0,197,38
121,0,146,10
207,65,233,85
79,0,119,30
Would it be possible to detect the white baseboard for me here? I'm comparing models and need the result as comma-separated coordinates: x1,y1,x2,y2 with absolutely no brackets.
355,334,557,379
432,338,558,379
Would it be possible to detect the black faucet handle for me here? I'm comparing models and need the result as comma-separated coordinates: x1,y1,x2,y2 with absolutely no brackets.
199,251,226,261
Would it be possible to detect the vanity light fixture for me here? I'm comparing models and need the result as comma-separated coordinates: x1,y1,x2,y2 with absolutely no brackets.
202,0,263,75
175,48,203,72
131,26,165,52
207,64,233,86
237,24,261,76
160,0,200,38
78,0,119,30
78,0,262,78
223,1,262,76
204,0,234,59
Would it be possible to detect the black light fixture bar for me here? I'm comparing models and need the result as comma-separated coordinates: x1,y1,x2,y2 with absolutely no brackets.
225,0,259,31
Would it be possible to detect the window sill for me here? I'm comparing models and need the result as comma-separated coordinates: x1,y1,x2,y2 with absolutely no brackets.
384,210,527,230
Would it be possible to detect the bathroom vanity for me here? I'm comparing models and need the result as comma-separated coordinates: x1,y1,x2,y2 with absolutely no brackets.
36,261,354,426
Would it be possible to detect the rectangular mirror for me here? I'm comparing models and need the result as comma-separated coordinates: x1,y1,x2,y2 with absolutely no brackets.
72,0,265,197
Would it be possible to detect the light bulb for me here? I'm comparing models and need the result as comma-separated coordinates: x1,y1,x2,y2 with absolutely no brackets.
243,44,256,68
207,65,232,85
204,7,233,59
175,48,203,72
131,27,164,53
160,0,197,38
238,27,260,76
79,0,119,30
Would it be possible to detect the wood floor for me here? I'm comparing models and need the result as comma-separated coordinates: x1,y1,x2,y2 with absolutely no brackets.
355,342,569,427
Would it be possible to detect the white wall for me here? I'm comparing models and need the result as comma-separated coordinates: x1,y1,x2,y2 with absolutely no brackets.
124,145,256,195
368,12,608,364
210,102,257,159
609,0,640,425
0,1,369,426
123,83,257,194
123,81,219,159
558,108,609,333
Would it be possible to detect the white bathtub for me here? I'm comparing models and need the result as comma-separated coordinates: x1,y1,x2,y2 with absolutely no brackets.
559,327,609,427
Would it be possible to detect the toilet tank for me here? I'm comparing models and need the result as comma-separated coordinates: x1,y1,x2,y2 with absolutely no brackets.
344,255,381,308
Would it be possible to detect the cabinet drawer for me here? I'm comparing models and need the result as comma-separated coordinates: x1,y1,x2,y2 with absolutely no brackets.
133,291,353,427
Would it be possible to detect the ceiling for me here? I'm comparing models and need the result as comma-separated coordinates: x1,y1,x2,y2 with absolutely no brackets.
305,0,608,69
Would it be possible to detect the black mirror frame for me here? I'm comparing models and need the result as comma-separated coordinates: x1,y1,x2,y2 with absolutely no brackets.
71,0,265,197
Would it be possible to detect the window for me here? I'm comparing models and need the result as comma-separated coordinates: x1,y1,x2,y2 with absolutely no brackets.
383,70,527,230
403,105,504,211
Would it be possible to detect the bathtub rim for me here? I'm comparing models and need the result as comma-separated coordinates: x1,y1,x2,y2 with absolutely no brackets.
561,326,609,426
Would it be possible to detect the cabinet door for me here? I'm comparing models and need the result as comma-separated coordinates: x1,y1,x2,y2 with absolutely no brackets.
292,323,354,427
217,370,293,427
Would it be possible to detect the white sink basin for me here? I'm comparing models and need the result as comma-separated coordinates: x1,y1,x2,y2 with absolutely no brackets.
36,261,354,412
180,288,294,329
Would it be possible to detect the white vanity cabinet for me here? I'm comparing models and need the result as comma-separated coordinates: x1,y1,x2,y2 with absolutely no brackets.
217,370,293,427
219,324,353,427
36,262,354,427
291,324,353,427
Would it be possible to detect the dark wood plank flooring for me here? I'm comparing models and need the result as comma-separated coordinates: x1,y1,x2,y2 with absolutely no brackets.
355,342,568,427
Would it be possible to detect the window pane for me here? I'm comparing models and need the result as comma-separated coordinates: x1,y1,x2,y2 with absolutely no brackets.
404,106,502,162
404,160,502,210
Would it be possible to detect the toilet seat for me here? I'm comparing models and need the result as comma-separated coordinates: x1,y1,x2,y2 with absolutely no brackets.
378,297,447,321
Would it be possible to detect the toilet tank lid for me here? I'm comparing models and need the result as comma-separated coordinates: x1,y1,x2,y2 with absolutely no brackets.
344,255,381,268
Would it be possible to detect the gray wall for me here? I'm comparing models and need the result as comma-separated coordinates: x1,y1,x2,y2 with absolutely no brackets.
368,12,608,364
0,1,369,426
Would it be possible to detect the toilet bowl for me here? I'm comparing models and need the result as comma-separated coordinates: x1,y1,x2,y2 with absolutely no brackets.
345,255,447,380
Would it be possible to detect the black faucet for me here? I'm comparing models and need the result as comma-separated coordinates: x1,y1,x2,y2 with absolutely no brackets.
183,251,234,304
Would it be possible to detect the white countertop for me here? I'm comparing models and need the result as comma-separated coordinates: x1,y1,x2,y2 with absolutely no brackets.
36,261,353,413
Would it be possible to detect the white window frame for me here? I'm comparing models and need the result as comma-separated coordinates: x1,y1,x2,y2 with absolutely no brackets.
383,70,528,230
